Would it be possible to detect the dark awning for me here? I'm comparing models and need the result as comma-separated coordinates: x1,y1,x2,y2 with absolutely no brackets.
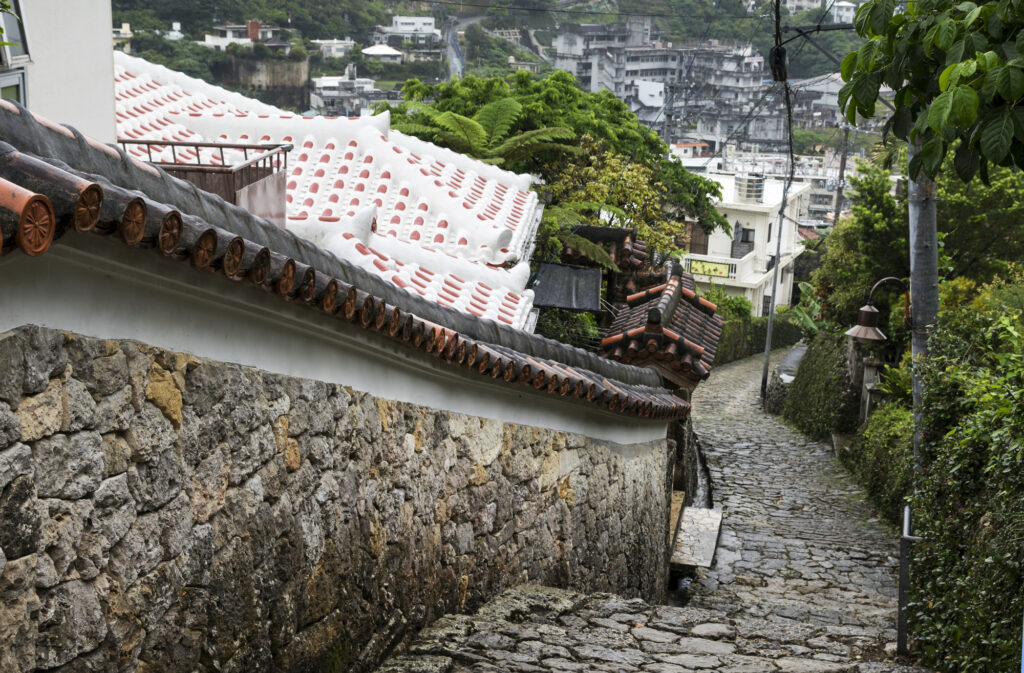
531,263,603,312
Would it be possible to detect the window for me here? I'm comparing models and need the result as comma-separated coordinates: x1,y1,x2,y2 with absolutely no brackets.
0,1,28,63
686,222,709,255
741,228,755,243
0,70,24,105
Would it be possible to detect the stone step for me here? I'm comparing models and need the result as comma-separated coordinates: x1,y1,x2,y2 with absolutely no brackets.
375,584,932,673
671,506,722,569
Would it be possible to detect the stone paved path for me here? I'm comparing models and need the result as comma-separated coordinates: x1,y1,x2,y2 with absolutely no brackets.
376,353,931,673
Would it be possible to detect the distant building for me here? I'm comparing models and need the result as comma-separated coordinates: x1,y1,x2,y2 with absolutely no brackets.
312,38,357,59
162,21,185,41
202,21,283,50
682,173,811,316
373,16,441,48
780,0,825,13
553,21,781,147
507,55,541,74
832,1,858,23
362,44,404,64
113,22,134,53
1,0,116,142
310,68,380,116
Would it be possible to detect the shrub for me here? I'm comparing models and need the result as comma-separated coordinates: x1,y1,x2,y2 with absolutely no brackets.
905,285,1024,672
841,402,914,525
781,331,859,441
711,315,803,366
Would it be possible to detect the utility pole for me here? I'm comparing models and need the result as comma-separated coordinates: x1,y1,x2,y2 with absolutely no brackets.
896,138,939,658
832,125,850,225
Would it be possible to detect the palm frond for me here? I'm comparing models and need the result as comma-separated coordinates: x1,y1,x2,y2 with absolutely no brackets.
433,111,488,154
392,122,444,140
472,98,523,146
487,126,575,160
565,233,620,272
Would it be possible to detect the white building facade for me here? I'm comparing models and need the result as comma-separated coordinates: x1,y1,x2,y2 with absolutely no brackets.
1,0,116,142
682,173,811,315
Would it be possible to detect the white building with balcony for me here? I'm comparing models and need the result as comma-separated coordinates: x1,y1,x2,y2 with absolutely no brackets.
312,38,357,59
832,1,858,23
682,173,811,316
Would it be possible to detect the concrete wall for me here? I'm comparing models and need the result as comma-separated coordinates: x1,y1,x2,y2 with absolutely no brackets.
0,325,671,672
20,0,116,143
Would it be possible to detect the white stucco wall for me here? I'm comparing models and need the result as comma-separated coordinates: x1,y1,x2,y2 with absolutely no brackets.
19,0,116,142
0,234,670,444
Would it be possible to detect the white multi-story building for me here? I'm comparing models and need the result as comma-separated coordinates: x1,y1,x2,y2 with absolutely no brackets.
202,22,283,51
781,0,826,13
682,173,811,315
553,22,782,146
1,0,116,142
312,38,357,59
373,16,441,47
310,69,379,116
832,1,858,23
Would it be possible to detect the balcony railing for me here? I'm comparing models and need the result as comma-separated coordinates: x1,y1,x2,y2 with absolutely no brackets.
682,250,755,282
117,139,292,225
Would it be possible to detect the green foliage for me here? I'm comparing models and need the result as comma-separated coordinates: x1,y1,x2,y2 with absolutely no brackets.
380,73,727,265
534,308,599,348
788,281,826,339
839,0,1024,180
112,0,386,43
782,332,860,441
130,32,230,81
711,315,804,366
906,278,1024,672
810,161,908,338
842,403,915,524
392,97,576,167
462,23,543,77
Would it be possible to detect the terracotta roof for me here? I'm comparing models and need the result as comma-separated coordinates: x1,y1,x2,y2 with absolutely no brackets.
600,264,724,388
112,52,541,330
560,225,648,271
797,225,821,241
0,102,689,420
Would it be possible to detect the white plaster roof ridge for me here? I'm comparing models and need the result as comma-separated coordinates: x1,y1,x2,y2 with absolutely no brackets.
389,130,533,191
114,51,281,116
112,54,545,330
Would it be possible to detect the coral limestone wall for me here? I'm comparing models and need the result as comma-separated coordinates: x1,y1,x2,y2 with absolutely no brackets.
0,326,670,672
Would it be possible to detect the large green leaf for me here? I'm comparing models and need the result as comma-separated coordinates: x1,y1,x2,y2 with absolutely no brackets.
995,65,1024,101
472,98,522,146
928,90,955,132
951,85,980,125
980,113,1014,163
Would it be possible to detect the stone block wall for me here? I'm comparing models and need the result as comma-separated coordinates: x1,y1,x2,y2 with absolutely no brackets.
0,326,671,672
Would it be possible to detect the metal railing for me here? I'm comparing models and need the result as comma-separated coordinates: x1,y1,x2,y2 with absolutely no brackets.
116,139,292,208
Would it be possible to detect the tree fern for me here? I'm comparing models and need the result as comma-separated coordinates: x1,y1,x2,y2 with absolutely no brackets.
472,98,522,147
433,112,488,153
565,233,620,272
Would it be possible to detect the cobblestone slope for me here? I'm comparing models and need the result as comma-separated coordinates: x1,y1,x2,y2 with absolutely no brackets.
378,353,932,673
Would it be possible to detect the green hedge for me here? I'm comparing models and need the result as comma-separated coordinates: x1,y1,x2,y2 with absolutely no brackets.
907,306,1024,672
841,402,914,525
711,316,803,366
781,331,859,441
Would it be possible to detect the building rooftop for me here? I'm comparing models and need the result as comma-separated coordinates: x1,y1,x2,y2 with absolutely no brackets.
362,44,403,57
113,52,541,330
0,97,700,421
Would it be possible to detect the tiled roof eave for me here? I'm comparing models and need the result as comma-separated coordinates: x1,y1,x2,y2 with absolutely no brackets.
1,155,688,421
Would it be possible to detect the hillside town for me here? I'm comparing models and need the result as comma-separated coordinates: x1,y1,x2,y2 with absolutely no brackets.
0,1,1021,673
